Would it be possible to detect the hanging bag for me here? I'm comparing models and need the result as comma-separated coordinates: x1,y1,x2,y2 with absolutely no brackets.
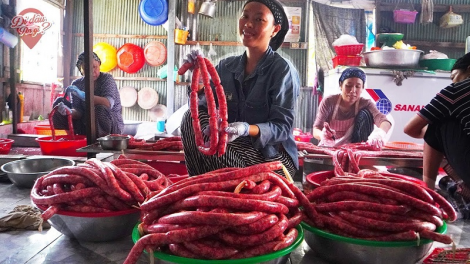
440,6,464,29
393,0,418,24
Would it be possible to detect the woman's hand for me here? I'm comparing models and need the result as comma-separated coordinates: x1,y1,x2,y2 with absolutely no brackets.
57,102,72,115
65,85,85,101
225,122,249,142
184,49,204,71
318,125,336,147
367,129,387,150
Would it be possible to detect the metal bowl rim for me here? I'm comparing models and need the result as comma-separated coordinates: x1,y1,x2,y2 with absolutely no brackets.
34,203,140,218
363,49,424,55
132,224,304,263
0,157,75,175
301,221,446,247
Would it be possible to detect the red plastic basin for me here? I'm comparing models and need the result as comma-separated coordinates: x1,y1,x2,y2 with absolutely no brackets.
0,138,14,154
36,135,87,157
305,170,426,188
146,161,188,176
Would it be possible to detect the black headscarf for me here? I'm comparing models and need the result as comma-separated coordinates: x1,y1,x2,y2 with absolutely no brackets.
243,0,289,51
76,51,101,76
452,52,470,71
339,67,366,85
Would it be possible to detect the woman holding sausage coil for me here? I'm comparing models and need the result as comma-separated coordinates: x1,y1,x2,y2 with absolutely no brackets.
404,52,470,189
180,0,300,177
312,67,392,148
52,52,124,137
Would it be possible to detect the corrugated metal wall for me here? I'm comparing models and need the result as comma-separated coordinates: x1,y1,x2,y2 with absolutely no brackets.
72,0,176,122
71,0,312,130
379,0,469,59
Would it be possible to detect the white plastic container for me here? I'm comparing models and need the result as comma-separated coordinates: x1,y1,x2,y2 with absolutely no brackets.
466,36,470,54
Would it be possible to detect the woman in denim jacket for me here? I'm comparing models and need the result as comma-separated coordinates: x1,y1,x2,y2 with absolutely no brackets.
180,0,300,177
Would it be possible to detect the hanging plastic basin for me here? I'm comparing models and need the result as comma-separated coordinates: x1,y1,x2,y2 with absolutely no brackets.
36,135,87,157
93,42,118,72
117,43,145,73
139,0,168,26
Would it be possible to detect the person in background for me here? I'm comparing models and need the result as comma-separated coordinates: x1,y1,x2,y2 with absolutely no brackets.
404,52,470,189
313,67,391,148
180,0,300,177
52,52,123,137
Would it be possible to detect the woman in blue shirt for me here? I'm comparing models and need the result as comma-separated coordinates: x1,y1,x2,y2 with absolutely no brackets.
180,0,300,177
52,52,124,137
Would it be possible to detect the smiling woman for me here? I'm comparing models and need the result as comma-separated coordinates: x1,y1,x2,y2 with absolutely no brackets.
179,0,301,178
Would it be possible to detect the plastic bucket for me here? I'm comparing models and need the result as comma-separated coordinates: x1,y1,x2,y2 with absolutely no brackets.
34,124,68,136
36,135,87,157
174,29,189,45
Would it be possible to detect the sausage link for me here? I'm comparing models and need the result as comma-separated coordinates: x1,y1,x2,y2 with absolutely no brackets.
250,180,272,194
155,161,282,198
419,229,453,244
424,186,458,222
317,213,390,238
123,225,227,264
273,227,298,251
315,201,410,215
141,172,271,211
31,186,103,205
324,191,381,203
168,243,202,259
198,185,282,202
231,214,279,235
217,214,288,247
324,178,434,204
308,183,441,216
41,205,60,221
157,211,267,226
183,239,238,260
337,211,436,232
106,163,145,203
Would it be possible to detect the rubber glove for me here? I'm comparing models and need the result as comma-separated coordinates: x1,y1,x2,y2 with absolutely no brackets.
57,102,71,116
367,129,387,150
183,49,204,71
225,122,249,142
202,117,222,137
66,85,85,101
318,123,336,147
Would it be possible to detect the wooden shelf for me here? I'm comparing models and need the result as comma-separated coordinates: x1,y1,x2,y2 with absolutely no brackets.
185,40,243,46
73,33,168,39
378,3,470,13
406,41,465,49
185,40,291,48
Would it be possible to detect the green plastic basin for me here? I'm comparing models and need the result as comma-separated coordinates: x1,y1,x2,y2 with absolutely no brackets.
132,224,304,264
419,58,456,71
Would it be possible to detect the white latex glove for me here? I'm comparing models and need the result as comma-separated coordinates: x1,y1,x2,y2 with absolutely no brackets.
225,122,249,142
183,49,204,71
57,102,71,116
318,123,336,147
367,129,387,150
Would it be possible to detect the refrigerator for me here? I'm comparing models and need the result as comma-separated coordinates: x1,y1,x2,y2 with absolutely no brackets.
323,67,452,143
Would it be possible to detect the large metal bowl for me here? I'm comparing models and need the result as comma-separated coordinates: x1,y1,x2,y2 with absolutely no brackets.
363,49,424,68
36,204,140,242
1,158,75,188
122,120,142,136
131,224,304,264
97,135,130,150
301,222,446,264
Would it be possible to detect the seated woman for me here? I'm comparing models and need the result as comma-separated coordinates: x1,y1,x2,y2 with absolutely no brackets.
313,67,391,148
52,52,124,137
180,0,300,177
404,52,470,189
